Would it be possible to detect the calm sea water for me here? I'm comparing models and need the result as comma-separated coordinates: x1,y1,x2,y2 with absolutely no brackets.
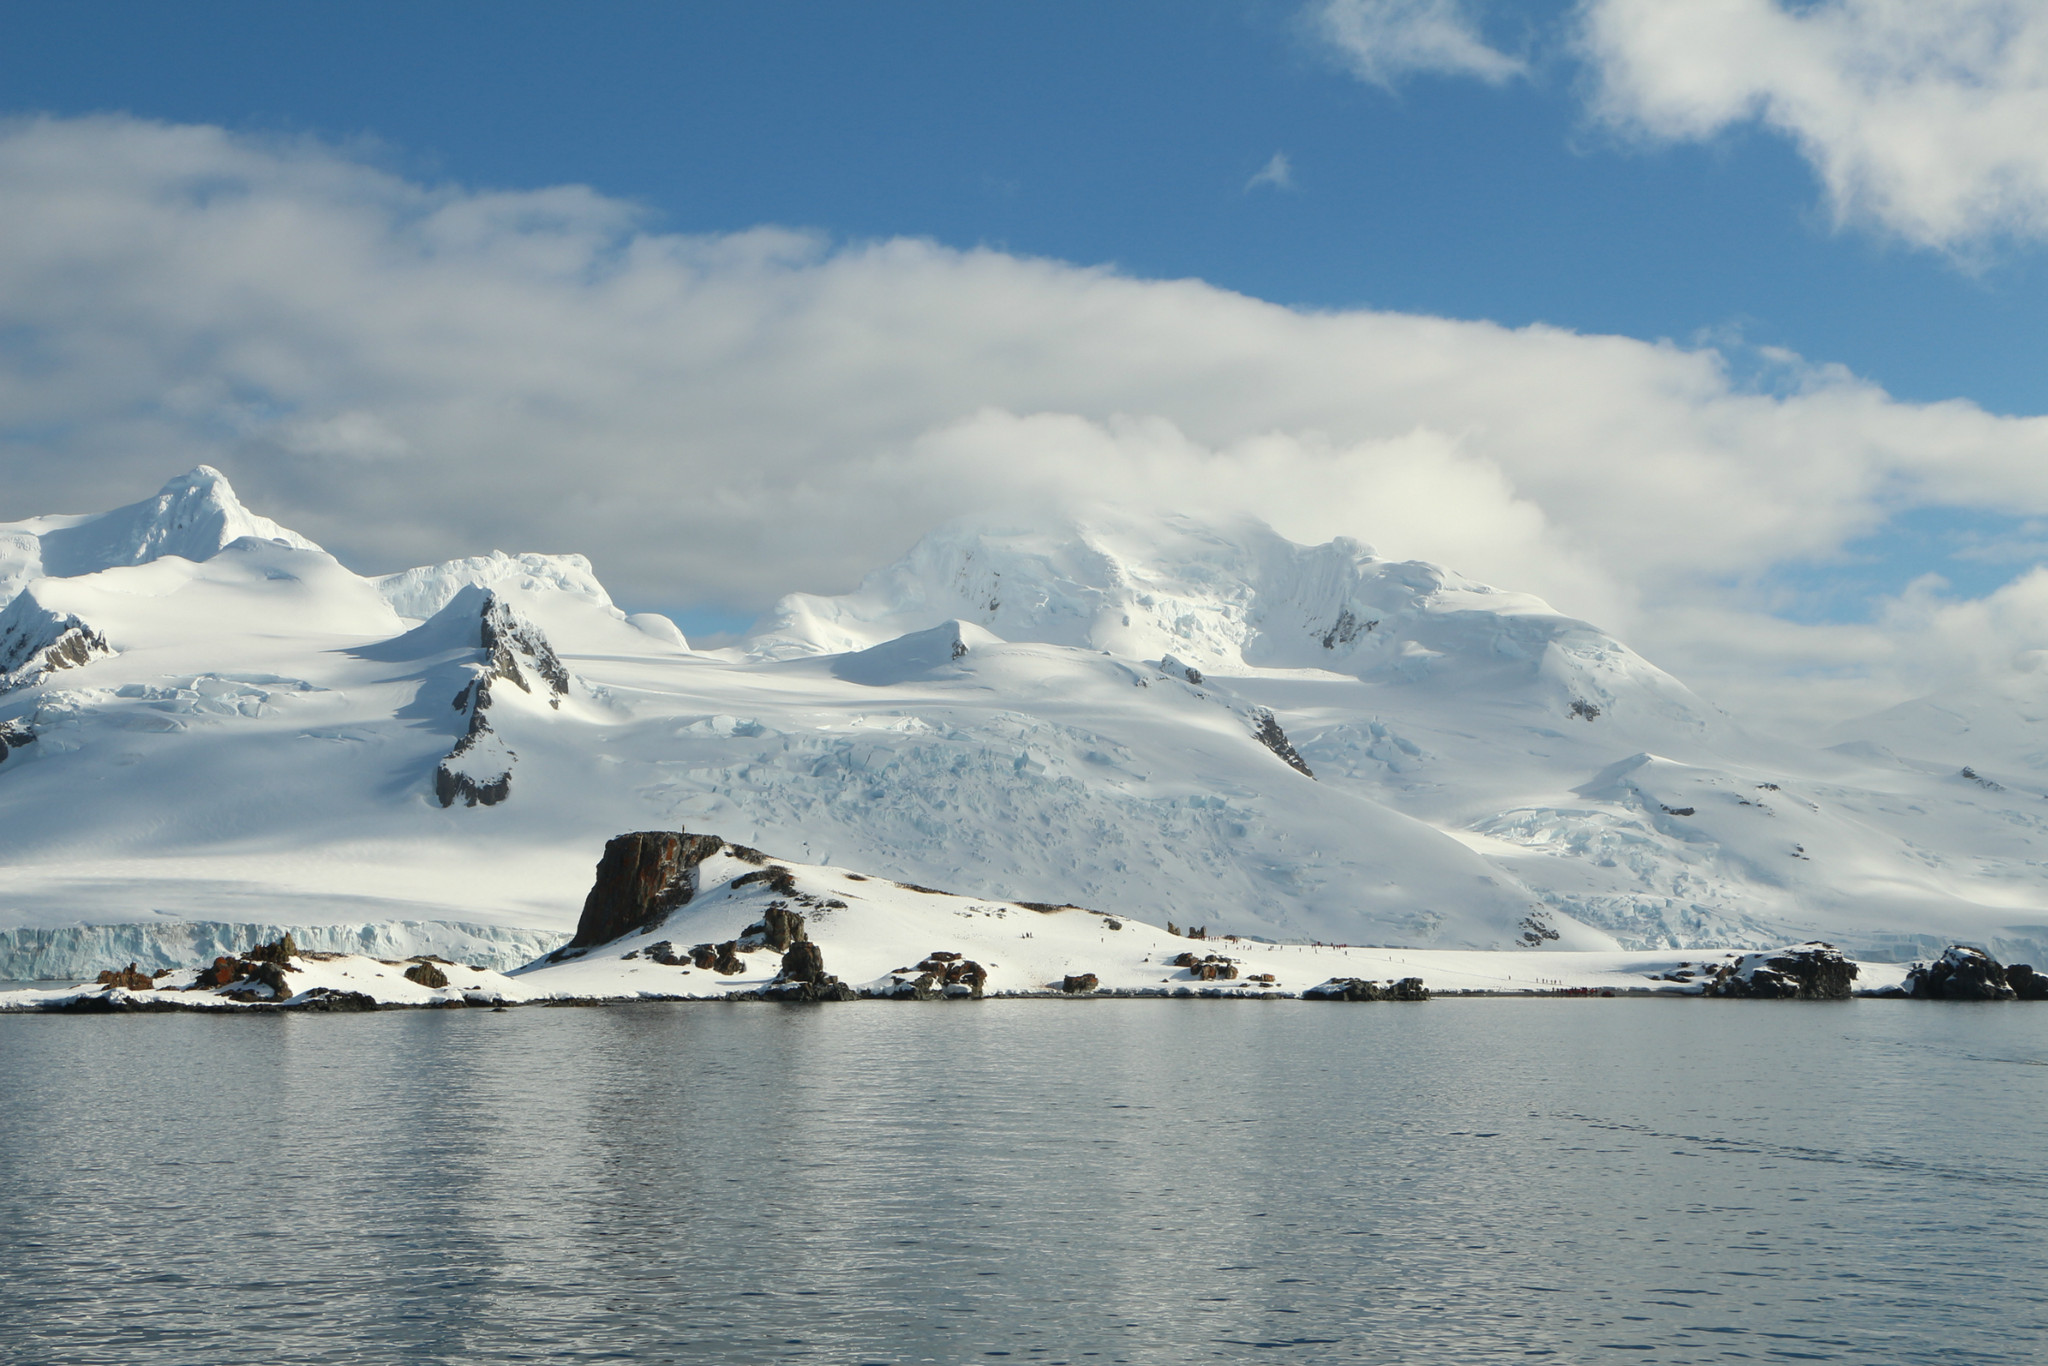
1,999,2044,1365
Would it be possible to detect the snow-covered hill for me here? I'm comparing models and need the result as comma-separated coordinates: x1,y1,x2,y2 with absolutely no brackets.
4,470,2047,977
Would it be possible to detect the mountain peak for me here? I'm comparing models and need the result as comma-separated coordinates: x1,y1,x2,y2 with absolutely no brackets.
1,466,323,601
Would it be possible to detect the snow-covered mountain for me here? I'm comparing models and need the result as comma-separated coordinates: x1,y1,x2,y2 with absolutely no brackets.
4,469,2046,978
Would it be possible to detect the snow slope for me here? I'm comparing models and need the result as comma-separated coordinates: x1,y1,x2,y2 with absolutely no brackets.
0,843,1918,1011
4,473,2047,977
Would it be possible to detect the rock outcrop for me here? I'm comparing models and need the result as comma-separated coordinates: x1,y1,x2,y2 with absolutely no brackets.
0,594,113,694
1172,951,1239,981
562,831,725,951
403,960,450,988
1702,943,1858,1000
739,902,809,953
763,939,855,1002
1303,976,1429,1001
0,716,35,765
1251,708,1314,778
1902,946,2018,1001
1060,973,1100,993
2007,963,2048,1001
434,591,572,807
94,963,157,991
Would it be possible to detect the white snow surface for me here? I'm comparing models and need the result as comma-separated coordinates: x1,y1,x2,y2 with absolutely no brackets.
0,849,1915,1010
4,475,2048,978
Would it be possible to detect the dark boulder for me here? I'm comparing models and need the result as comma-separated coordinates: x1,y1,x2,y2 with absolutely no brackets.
732,866,799,896
403,961,450,989
1303,976,1429,1002
1060,973,1100,994
1304,977,1385,1001
712,941,746,975
778,940,830,985
288,988,381,1012
242,961,291,997
563,831,725,951
1905,946,2017,1001
2007,964,2048,1001
913,953,986,996
763,939,854,1002
194,956,245,989
689,942,719,970
1703,943,1858,1000
645,941,689,967
244,934,298,966
740,902,808,952
94,963,155,991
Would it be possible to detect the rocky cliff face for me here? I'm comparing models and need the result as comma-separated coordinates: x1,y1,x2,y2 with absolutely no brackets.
564,831,727,950
0,593,113,693
434,589,573,807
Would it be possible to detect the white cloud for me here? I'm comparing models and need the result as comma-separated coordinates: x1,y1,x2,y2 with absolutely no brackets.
1246,151,1295,192
1579,0,2048,250
5,116,2048,727
1312,0,1527,87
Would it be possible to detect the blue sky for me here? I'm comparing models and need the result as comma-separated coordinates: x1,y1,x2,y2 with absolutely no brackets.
4,2,2048,719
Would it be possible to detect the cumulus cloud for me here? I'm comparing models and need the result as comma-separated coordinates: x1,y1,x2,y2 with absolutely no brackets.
4,116,2048,727
1581,0,2048,250
1313,0,1526,86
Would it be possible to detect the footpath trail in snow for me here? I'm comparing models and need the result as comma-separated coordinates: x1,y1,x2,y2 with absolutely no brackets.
7,469,2048,977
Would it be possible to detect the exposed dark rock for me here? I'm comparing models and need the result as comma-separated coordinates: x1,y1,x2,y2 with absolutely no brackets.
911,952,987,996
194,956,245,989
1060,973,1100,993
1172,951,1239,981
1904,946,2017,1001
0,716,34,764
725,844,770,865
288,988,381,1012
2007,964,2048,1001
1303,976,1429,1002
738,902,807,951
403,961,450,988
1702,943,1858,1000
1319,609,1375,650
435,713,513,808
645,940,689,967
1251,708,1314,778
712,941,745,975
0,602,114,693
244,934,298,966
689,942,719,970
777,940,829,984
242,961,291,996
733,867,800,896
1569,699,1601,721
1518,915,1562,946
763,938,855,1002
562,831,726,951
480,594,570,704
94,963,155,991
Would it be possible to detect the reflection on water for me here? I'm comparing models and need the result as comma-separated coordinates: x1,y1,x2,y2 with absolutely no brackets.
2,1000,2044,1364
